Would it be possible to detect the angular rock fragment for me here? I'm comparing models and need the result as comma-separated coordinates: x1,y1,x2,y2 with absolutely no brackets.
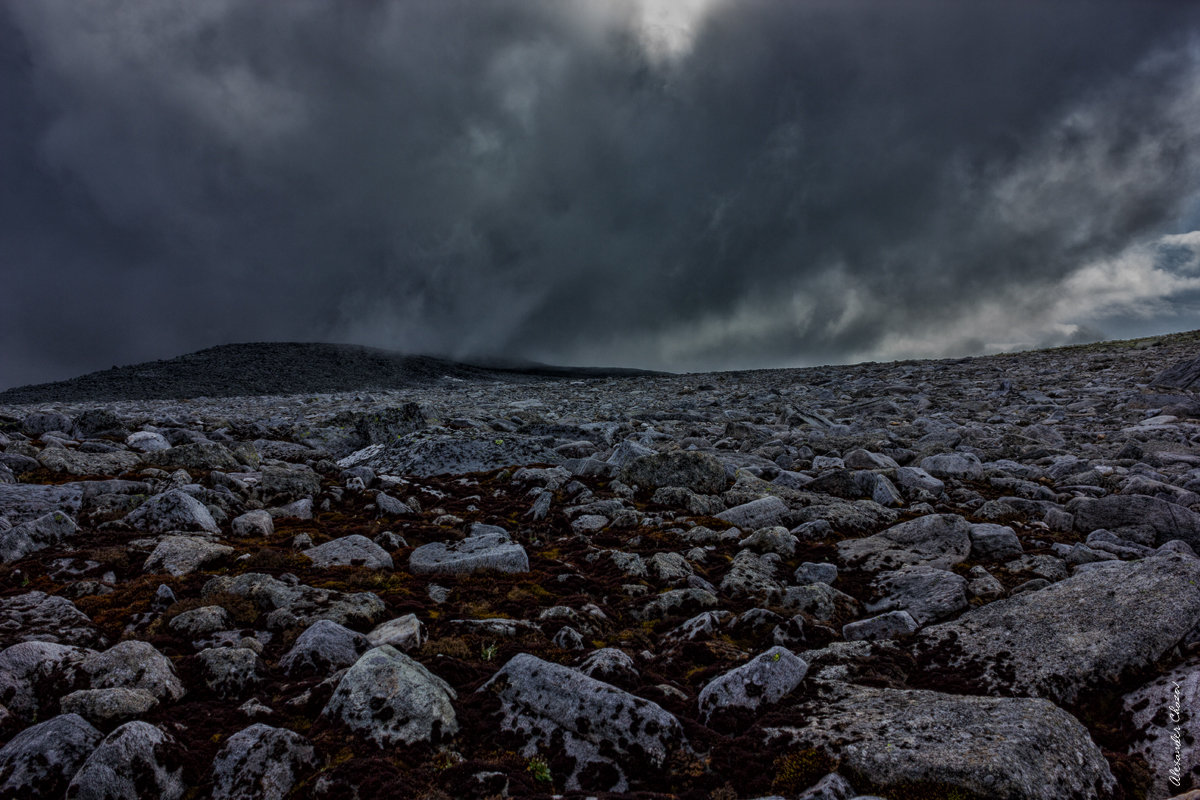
66,721,185,800
697,646,807,723
124,489,219,534
483,653,687,791
917,553,1200,704
620,451,727,494
322,645,457,746
281,619,371,675
0,592,104,649
304,534,394,569
409,527,528,575
0,713,102,798
144,535,233,576
762,682,1115,800
836,514,972,571
210,723,316,800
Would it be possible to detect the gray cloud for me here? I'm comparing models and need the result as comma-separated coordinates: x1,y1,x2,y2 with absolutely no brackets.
4,0,1200,388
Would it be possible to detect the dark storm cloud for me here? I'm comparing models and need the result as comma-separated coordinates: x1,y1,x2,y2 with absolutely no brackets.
4,0,1200,387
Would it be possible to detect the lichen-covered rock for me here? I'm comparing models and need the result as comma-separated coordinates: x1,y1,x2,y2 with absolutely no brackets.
763,681,1115,800
0,641,93,719
143,535,233,576
409,529,528,575
619,451,727,494
304,534,393,570
197,647,262,698
1122,658,1200,799
0,511,77,563
230,510,273,538
66,721,185,800
365,614,426,652
321,645,457,746
917,553,1200,704
720,550,783,599
698,647,807,723
0,483,85,527
80,640,185,703
210,723,316,800
578,648,639,684
148,442,240,472
1069,493,1200,549
837,514,972,571
124,489,219,534
842,611,920,642
59,687,159,726
0,713,102,798
482,653,688,792
717,496,789,529
201,573,387,631
280,619,370,676
0,592,104,649
169,605,232,638
866,565,968,624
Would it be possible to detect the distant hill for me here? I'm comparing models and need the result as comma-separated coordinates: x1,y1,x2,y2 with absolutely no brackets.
0,342,663,404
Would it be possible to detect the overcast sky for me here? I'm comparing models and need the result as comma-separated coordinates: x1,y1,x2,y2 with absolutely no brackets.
5,0,1200,388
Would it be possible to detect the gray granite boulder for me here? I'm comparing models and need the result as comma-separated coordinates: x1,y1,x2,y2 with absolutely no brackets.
482,653,688,792
866,565,968,624
144,535,233,576
230,509,273,538
836,514,972,571
0,592,104,649
210,723,316,800
717,496,789,529
197,647,262,698
322,645,457,746
365,614,426,652
80,640,185,703
124,489,219,534
762,681,1115,800
409,529,528,575
0,713,102,797
281,619,371,675
304,534,393,570
1068,493,1200,548
698,646,808,723
0,511,77,563
917,553,1200,704
620,451,727,494
842,611,920,642
66,721,185,800
201,573,387,631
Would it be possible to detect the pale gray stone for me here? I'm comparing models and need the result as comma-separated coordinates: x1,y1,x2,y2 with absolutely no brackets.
124,489,219,534
482,653,687,792
144,535,233,576
305,534,394,569
322,645,457,746
698,646,807,722
66,721,184,800
0,713,102,798
762,682,1115,800
210,723,316,800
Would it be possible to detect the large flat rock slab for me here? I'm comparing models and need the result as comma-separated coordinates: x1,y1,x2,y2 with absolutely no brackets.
0,483,84,526
338,431,561,477
482,653,687,792
916,553,1200,704
762,681,1115,800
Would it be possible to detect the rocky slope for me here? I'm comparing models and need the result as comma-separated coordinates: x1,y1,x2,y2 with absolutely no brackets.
2,332,1200,798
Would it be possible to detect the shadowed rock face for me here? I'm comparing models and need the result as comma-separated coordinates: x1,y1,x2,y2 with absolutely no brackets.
763,681,1116,800
4,331,1200,796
